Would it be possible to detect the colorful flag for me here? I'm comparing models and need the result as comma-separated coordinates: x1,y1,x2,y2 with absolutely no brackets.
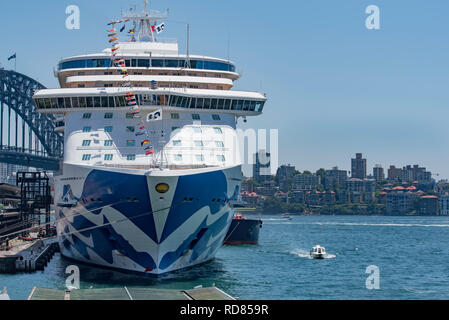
120,25,126,32
141,140,150,146
136,132,145,136
154,23,165,34
106,28,116,33
109,37,119,43
146,150,155,155
108,33,117,37
146,109,162,122
8,53,16,61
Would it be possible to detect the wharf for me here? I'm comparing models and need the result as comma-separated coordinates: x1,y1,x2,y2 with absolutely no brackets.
28,286,236,300
0,238,59,273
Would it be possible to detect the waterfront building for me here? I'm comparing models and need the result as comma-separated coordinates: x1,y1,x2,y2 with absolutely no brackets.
373,165,384,182
321,191,336,205
305,191,321,206
418,196,439,216
439,194,449,215
290,191,305,204
386,192,418,215
336,189,349,204
292,173,320,191
325,167,347,190
351,153,367,179
388,165,402,181
276,164,296,192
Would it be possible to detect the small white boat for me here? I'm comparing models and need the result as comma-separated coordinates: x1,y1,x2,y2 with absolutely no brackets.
310,245,326,259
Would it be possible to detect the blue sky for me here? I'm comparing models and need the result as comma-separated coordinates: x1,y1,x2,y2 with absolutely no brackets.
1,0,449,178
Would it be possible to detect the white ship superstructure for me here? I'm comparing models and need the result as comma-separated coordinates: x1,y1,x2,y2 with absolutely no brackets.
33,3,266,275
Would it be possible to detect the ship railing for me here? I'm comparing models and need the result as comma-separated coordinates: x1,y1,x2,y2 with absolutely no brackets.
103,164,219,171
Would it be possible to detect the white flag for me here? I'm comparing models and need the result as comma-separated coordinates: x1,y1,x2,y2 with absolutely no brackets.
147,109,162,122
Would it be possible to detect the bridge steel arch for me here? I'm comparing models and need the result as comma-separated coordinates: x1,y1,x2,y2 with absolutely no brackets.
0,69,63,170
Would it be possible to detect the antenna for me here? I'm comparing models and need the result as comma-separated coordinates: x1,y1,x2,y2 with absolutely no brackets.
186,22,191,69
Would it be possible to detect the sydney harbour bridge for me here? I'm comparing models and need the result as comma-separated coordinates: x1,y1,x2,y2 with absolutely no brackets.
0,69,63,171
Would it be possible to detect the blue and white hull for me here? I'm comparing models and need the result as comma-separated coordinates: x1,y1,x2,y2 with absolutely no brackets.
55,163,241,275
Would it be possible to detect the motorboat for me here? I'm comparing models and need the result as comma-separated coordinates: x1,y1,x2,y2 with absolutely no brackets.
310,245,326,259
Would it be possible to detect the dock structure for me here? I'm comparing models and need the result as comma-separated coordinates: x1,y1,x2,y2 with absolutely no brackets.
28,286,235,300
0,238,59,273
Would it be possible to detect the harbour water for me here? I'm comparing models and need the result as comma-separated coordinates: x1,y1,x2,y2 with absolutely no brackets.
2,214,449,300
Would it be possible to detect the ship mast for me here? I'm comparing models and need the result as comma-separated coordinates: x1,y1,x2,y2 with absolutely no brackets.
121,0,168,42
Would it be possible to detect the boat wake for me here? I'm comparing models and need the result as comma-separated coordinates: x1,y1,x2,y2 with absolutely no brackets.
289,249,336,260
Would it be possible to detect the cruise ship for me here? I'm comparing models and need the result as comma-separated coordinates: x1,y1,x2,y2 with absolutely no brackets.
33,3,266,275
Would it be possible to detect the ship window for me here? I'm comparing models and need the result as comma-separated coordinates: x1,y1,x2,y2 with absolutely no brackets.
192,114,201,120
190,98,197,108
243,100,251,111
127,154,136,161
236,100,244,110
82,140,91,147
104,140,113,146
64,97,72,108
101,97,109,108
108,97,115,108
79,97,87,108
50,98,58,109
195,98,203,109
224,99,231,110
214,127,223,134
211,99,218,109
104,126,113,133
194,141,204,147
138,59,149,67
115,96,126,107
249,101,256,111
82,154,91,161
212,114,221,121
86,97,94,108
171,113,179,119
104,113,113,119
94,97,101,107
126,126,135,133
215,141,224,148
203,98,211,109
82,113,91,119
72,97,79,108
126,140,136,147
231,100,237,110
82,126,91,132
57,97,64,108
255,102,265,112
196,154,205,162
217,155,225,162
152,59,163,67
174,154,183,161
104,154,113,161
166,60,179,68
173,140,182,146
